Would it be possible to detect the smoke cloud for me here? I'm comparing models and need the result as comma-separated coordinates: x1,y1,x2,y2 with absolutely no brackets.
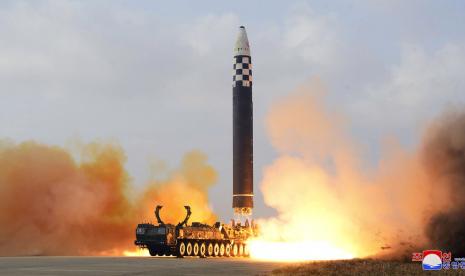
136,152,218,225
423,111,465,255
257,79,464,259
0,141,217,256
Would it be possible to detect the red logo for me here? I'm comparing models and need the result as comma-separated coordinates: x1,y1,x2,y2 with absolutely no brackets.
442,252,452,262
412,252,423,262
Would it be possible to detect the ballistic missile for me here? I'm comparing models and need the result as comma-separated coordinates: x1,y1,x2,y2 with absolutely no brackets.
232,26,253,216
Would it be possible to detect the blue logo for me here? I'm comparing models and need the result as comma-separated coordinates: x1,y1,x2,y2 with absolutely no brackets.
422,250,442,271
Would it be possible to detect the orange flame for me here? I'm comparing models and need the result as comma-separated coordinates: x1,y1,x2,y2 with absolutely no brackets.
123,249,150,257
249,240,354,262
249,80,445,261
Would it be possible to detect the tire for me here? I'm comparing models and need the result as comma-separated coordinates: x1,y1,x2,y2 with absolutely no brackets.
225,243,231,257
213,243,220,257
148,247,158,256
193,242,200,256
177,241,186,258
243,244,249,257
219,243,225,257
186,242,193,256
238,243,244,257
232,243,238,257
200,243,206,258
207,242,214,256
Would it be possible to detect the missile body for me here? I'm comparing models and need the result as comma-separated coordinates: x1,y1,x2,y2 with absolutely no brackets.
232,26,253,216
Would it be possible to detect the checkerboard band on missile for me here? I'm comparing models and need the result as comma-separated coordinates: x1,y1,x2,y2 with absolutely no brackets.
233,56,252,87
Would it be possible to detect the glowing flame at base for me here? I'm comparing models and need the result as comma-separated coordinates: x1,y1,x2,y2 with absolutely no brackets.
123,248,150,257
249,240,355,262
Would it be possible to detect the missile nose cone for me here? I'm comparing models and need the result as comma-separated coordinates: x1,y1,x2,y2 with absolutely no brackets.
234,26,250,56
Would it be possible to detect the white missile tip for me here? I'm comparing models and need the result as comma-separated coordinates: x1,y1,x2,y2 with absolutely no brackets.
234,26,250,56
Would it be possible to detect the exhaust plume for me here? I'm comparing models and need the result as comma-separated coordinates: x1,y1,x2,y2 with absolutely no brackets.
252,79,462,260
0,141,217,256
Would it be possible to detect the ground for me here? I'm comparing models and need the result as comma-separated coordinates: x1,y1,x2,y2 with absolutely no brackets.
1,257,463,275
272,259,465,275
0,256,284,276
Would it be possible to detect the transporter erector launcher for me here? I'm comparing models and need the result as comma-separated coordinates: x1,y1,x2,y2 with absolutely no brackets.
232,26,253,216
133,26,259,258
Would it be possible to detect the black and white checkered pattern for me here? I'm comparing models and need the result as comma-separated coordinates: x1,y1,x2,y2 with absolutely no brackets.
233,56,252,87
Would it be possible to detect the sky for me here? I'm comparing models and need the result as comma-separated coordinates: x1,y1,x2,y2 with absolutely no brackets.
1,0,464,220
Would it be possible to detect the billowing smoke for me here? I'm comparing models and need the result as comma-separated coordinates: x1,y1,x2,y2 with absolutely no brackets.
253,79,464,260
423,111,465,255
137,151,218,225
0,141,217,256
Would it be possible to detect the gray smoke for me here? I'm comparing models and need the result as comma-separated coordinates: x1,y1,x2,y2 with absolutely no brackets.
423,111,465,255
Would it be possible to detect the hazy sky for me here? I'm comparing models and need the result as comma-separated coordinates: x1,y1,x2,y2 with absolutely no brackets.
1,0,464,220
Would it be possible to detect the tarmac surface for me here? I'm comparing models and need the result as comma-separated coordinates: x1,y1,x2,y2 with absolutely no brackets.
0,256,285,276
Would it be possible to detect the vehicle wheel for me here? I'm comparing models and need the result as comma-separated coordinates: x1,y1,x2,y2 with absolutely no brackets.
213,243,220,256
219,243,225,257
232,243,238,257
225,243,231,257
148,247,158,256
186,242,193,256
243,244,249,257
207,242,214,256
193,242,200,256
177,241,186,258
200,243,206,257
238,243,244,257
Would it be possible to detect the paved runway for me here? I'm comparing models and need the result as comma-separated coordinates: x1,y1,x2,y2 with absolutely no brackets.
0,256,286,276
